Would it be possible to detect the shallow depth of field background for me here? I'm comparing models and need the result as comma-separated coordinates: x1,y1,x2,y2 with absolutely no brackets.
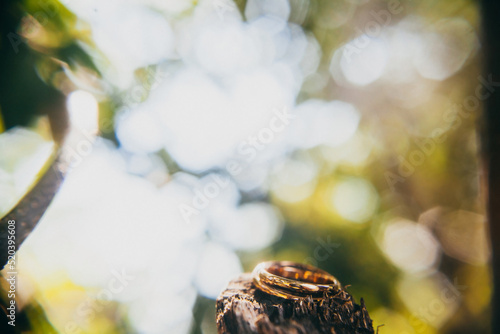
0,0,491,333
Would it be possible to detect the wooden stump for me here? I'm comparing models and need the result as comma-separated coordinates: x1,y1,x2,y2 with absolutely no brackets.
216,273,374,334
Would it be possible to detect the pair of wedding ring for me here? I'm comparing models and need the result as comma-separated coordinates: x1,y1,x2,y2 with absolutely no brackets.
252,261,341,300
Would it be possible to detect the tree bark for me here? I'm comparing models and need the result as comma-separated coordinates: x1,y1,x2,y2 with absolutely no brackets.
480,1,500,332
216,273,374,334
0,155,65,269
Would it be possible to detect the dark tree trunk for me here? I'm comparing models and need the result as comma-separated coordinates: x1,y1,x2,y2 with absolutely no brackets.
480,1,500,332
0,155,65,269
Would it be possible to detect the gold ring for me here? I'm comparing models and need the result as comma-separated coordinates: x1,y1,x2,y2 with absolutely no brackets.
252,261,341,300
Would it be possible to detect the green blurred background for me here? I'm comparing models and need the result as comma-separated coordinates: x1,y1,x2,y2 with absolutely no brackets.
0,0,491,333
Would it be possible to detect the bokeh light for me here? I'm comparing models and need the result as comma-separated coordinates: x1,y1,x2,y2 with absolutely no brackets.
0,0,491,332
330,177,379,223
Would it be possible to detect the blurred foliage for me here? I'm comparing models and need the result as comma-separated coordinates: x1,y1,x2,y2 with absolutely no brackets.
0,0,492,333
0,0,98,132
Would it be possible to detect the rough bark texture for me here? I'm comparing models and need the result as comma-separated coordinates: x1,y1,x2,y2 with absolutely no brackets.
0,156,65,269
216,273,374,334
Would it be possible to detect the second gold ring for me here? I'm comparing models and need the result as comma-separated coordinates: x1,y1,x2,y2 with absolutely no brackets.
252,261,341,300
